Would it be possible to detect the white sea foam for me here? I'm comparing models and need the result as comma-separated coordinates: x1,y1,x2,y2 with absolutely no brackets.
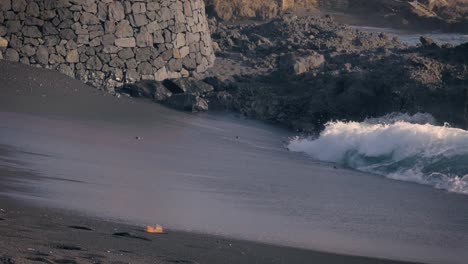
288,113,468,195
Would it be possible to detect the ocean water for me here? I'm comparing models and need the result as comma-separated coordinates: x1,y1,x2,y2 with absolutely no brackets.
289,113,468,195
1,109,468,264
2,31,468,264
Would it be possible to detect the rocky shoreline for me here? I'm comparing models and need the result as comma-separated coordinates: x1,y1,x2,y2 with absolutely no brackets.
204,0,468,34
120,14,468,132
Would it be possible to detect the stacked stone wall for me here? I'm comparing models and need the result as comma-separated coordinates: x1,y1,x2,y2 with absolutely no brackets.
0,0,215,91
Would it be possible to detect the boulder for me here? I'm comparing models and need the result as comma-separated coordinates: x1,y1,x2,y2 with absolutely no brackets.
153,83,173,101
166,93,209,112
147,2,159,11
26,1,40,17
60,29,76,40
136,31,152,47
205,91,233,110
121,80,172,101
132,3,146,14
21,45,36,56
80,12,100,25
163,78,214,95
43,22,59,35
25,17,44,26
4,48,19,61
420,36,439,48
6,21,21,34
117,48,134,60
86,56,102,70
180,68,189,77
11,0,26,12
125,69,140,83
137,62,153,75
154,67,168,81
167,58,182,72
203,75,238,92
126,58,137,69
115,20,133,38
135,48,150,62
23,26,42,38
115,38,136,47
101,34,115,46
66,50,79,63
103,45,119,54
19,56,30,64
133,14,148,27
58,64,75,78
179,46,190,58
0,37,7,48
110,57,125,68
279,53,325,76
36,46,49,65
109,2,125,22
212,41,221,53
0,0,11,11
174,33,185,48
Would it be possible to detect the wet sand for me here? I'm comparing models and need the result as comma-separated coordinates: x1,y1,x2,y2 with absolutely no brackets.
0,60,438,264
0,167,420,264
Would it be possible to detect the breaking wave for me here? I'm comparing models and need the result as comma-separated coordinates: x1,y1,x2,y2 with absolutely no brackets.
288,113,468,195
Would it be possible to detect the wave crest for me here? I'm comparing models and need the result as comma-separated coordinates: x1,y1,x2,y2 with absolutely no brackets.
288,113,468,195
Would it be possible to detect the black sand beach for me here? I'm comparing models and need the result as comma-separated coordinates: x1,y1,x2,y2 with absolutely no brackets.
0,172,418,264
2,0,468,261
0,60,427,263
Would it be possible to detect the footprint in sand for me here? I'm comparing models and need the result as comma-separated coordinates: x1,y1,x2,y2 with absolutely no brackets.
26,257,53,264
54,259,78,264
166,259,199,264
112,232,151,241
54,244,82,251
67,225,93,231
0,256,15,264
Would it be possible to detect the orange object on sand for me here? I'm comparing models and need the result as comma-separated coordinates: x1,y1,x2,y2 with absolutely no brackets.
146,224,164,233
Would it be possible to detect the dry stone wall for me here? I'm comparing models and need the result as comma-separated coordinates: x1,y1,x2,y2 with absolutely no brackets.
0,0,215,91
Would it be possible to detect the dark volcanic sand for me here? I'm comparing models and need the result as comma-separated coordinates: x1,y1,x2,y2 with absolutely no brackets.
0,60,435,264
0,169,417,264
